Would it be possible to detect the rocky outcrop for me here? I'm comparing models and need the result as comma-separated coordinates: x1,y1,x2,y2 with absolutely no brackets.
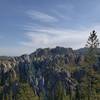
1,47,100,80
0,47,95,83
0,46,100,99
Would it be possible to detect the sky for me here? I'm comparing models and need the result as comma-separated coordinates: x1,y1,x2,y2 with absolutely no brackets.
0,0,100,56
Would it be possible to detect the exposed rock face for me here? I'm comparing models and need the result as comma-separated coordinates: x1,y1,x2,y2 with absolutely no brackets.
0,47,94,82
0,61,16,80
0,47,100,84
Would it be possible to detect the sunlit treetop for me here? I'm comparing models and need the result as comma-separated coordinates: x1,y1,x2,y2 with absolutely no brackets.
86,30,100,48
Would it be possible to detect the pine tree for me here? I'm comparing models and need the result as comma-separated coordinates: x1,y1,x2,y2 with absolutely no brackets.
54,81,65,100
85,30,99,100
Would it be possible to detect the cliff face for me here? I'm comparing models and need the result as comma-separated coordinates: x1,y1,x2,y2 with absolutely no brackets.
0,47,84,88
0,46,100,82
0,47,88,82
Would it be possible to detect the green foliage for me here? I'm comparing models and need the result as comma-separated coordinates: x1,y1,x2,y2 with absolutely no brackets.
82,30,100,100
54,81,65,100
0,86,3,100
17,83,39,100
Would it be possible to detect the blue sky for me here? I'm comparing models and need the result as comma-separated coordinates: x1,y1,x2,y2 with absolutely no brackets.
0,0,100,56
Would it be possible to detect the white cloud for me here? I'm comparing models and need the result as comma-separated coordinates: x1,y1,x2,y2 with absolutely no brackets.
1,25,100,56
27,10,58,22
20,25,100,50
1,8,100,56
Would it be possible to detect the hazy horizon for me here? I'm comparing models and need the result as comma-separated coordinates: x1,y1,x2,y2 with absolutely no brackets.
0,46,86,56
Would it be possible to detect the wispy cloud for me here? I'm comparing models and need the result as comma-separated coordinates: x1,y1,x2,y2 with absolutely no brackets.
1,1,100,56
27,10,58,22
20,8,100,55
20,23,100,51
50,3,74,20
51,10,71,20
